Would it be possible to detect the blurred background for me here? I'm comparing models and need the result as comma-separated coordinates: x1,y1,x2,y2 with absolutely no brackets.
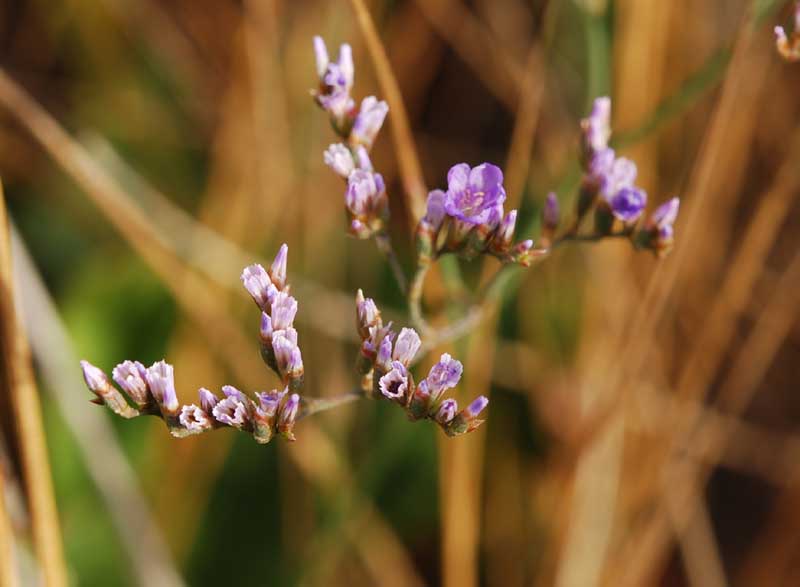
0,0,799,585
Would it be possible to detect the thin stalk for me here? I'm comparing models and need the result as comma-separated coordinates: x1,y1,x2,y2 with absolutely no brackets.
408,262,433,335
374,232,407,294
299,390,364,420
0,182,67,586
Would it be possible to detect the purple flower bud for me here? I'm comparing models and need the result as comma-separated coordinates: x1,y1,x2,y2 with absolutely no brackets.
444,163,507,226
356,289,381,339
435,398,458,425
313,36,329,77
392,328,421,366
111,360,149,405
81,360,109,393
338,44,354,90
271,292,298,330
179,404,213,432
608,186,647,223
324,143,355,178
354,145,372,171
377,334,393,371
351,96,389,148
260,312,273,343
543,192,559,231
272,329,303,381
581,97,612,156
269,244,288,290
378,361,410,402
776,25,788,44
145,360,179,414
408,378,432,420
651,197,680,229
424,189,446,230
424,353,463,402
464,395,489,418
287,347,304,379
492,209,518,251
256,389,285,418
212,387,250,428
346,169,382,218
241,264,277,312
198,387,219,414
277,393,300,440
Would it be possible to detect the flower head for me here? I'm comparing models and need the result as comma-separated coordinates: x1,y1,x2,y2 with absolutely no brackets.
651,197,680,239
81,360,109,394
269,244,288,291
198,387,219,414
179,404,213,433
346,169,385,218
392,327,421,366
324,143,355,178
444,163,506,226
379,361,410,403
424,189,446,230
112,360,149,406
608,186,647,223
356,289,381,339
312,37,355,120
241,264,278,312
271,292,298,331
435,399,458,425
351,96,389,149
145,361,179,414
212,387,250,428
423,353,463,402
277,393,300,440
581,96,611,157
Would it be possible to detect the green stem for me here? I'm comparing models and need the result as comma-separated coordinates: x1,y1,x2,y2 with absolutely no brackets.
299,389,364,420
409,261,433,335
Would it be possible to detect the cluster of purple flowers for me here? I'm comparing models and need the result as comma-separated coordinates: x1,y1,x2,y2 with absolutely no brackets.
80,359,301,443
314,36,390,239
776,2,800,62
355,289,488,436
241,244,304,391
579,97,680,256
416,163,540,266
80,245,303,443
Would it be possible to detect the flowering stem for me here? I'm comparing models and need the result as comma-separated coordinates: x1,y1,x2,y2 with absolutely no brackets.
374,231,408,294
553,230,631,247
408,261,434,336
299,389,364,420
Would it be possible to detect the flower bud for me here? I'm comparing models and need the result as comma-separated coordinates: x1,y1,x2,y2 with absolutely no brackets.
178,404,213,435
145,360,180,416
269,244,289,291
444,395,489,436
277,393,300,441
112,360,149,408
351,96,388,149
81,360,139,418
241,264,277,312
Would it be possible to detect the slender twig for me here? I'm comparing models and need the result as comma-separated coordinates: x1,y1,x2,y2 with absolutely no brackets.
408,262,433,335
348,0,427,225
299,390,364,420
374,232,408,294
0,182,67,586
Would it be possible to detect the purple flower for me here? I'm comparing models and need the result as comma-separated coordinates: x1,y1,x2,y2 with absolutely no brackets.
198,387,219,414
650,197,680,241
608,187,647,223
493,209,518,250
145,361,179,413
272,329,303,380
464,395,489,419
423,189,446,230
179,404,213,432
354,146,373,171
581,97,611,155
269,244,288,291
256,389,285,419
324,143,355,178
312,37,354,120
212,387,250,428
376,334,393,370
112,360,149,406
444,163,506,226
379,361,410,402
435,399,458,425
346,169,385,218
81,360,109,394
260,312,273,344
271,292,298,331
277,393,300,439
241,264,278,312
351,96,389,148
392,328,421,366
356,289,381,339
543,192,559,231
423,353,463,402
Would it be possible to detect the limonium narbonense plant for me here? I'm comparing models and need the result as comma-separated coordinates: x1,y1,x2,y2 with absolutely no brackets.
81,35,683,446
776,1,800,62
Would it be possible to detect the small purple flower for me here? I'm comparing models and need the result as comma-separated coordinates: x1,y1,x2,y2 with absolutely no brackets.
212,388,250,428
256,389,285,419
313,37,355,120
277,393,300,439
435,399,458,425
424,189,446,230
650,197,680,240
444,163,507,226
356,289,381,338
345,169,385,218
493,209,518,250
464,395,489,419
351,96,389,148
392,328,421,366
145,361,179,413
324,143,355,178
81,360,109,394
608,186,647,223
260,312,273,344
198,387,219,414
241,264,277,312
581,97,612,155
543,192,559,231
179,404,213,432
271,292,298,330
376,334,393,370
269,244,288,291
112,360,149,406
379,361,410,402
272,329,303,380
423,353,463,402
354,146,373,171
